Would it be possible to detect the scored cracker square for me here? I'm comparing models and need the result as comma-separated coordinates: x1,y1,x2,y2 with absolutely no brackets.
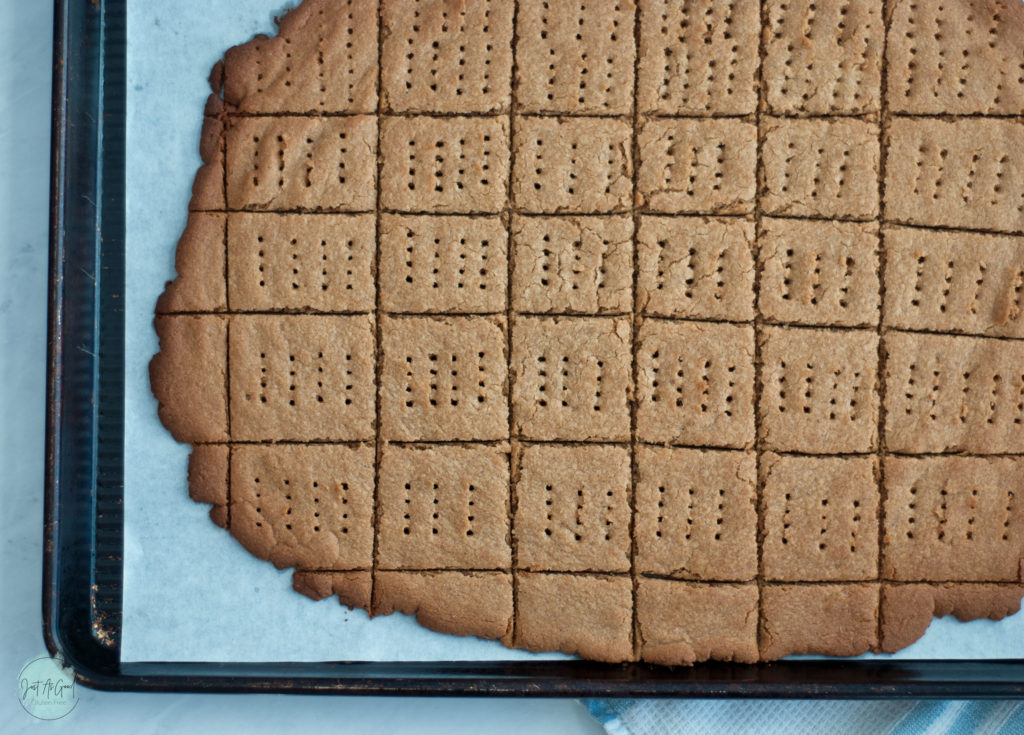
225,116,377,211
885,118,1024,234
635,446,758,581
636,320,755,448
515,0,636,115
514,444,632,573
379,214,508,313
511,316,632,441
229,314,376,441
884,331,1024,454
380,316,508,441
637,0,759,115
883,456,1024,582
886,0,1024,115
761,454,879,582
758,218,880,328
230,444,375,570
638,118,757,215
377,444,511,570
761,584,879,659
512,117,633,214
883,227,1024,339
636,216,755,322
763,0,883,115
759,326,879,453
228,213,375,312
638,580,759,665
222,0,379,114
511,215,633,315
379,116,510,213
761,117,880,220
515,573,633,663
380,0,513,113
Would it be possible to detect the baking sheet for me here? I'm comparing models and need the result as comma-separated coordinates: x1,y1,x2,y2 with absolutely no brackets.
122,0,1024,663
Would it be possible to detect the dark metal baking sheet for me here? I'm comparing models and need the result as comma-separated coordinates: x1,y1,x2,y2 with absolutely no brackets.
43,0,1024,696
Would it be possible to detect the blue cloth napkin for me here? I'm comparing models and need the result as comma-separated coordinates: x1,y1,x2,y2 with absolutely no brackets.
585,699,1024,734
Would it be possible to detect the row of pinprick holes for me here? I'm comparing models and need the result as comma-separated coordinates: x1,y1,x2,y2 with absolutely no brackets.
402,231,490,290
661,3,741,102
407,137,492,192
404,352,488,408
777,362,860,420
906,364,1024,425
648,351,736,413
254,235,351,293
537,2,622,107
907,484,1014,542
536,355,569,408
251,478,348,535
257,352,351,406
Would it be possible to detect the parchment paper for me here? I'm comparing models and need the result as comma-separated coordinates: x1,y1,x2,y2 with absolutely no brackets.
122,0,1024,662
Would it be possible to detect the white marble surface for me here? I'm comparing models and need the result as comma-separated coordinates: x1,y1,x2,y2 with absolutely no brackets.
0,2,599,732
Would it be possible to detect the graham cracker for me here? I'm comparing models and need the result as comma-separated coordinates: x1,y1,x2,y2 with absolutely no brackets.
638,118,757,215
882,456,1024,581
761,117,880,220
759,218,880,328
379,214,508,314
229,314,376,442
380,116,510,213
636,320,756,448
227,213,376,312
156,212,227,314
511,215,634,315
511,316,632,441
637,0,760,115
379,316,508,441
514,444,632,573
225,115,378,211
763,0,883,115
883,331,1024,454
515,0,636,115
230,444,375,570
761,453,879,582
380,0,513,114
223,0,379,114
759,326,879,453
636,216,756,322
883,226,1024,339
885,117,1024,233
634,446,758,581
512,117,634,214
886,0,1024,115
377,444,511,570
